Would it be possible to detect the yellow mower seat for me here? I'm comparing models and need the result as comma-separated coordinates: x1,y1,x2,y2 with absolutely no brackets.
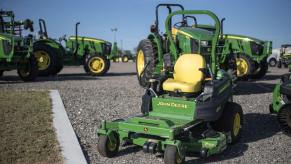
163,54,206,93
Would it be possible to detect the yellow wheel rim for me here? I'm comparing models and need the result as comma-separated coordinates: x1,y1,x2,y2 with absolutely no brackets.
236,57,249,77
137,50,145,76
88,57,105,73
123,56,128,62
233,113,241,137
34,50,50,70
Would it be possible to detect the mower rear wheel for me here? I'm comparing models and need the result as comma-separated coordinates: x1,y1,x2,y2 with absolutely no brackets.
34,43,58,76
97,133,120,158
164,145,185,164
136,39,157,87
277,105,291,136
17,55,38,81
250,59,268,79
85,54,110,76
211,102,243,144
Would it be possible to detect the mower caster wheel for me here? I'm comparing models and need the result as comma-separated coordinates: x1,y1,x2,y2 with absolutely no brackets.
164,145,185,164
277,105,291,136
200,148,208,158
97,133,120,158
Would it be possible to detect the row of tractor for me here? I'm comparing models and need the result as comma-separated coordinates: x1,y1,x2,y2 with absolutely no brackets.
0,10,133,81
268,44,291,71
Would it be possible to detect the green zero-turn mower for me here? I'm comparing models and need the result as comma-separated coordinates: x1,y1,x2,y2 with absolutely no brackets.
135,4,272,87
277,44,291,72
270,73,291,136
33,20,112,76
0,10,38,81
97,7,243,164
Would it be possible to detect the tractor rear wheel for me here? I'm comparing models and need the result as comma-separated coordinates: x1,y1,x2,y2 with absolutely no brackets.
211,102,243,144
250,59,268,79
136,39,157,87
164,145,185,164
236,54,254,79
17,55,38,81
97,133,120,158
34,43,59,76
277,105,291,136
85,54,110,76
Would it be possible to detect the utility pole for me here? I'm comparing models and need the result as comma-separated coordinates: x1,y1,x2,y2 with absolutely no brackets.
111,28,118,43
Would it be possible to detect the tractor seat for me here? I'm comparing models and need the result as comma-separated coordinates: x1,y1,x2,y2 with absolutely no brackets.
163,54,206,93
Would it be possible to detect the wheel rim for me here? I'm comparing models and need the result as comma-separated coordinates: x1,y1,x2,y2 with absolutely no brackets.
107,140,117,151
88,57,105,73
137,50,145,76
233,113,241,136
34,50,51,70
270,60,276,66
236,57,249,77
123,56,128,62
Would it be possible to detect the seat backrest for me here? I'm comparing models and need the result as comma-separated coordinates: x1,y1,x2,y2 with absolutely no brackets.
174,54,206,83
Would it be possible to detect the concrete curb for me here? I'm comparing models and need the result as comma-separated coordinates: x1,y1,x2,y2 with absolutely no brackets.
50,90,87,164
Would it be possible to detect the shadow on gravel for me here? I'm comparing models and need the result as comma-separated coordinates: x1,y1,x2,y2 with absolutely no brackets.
107,72,136,76
185,113,280,163
115,145,142,157
261,74,284,81
234,81,276,95
76,136,91,164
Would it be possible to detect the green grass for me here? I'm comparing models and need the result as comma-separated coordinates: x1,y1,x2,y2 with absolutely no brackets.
0,91,62,164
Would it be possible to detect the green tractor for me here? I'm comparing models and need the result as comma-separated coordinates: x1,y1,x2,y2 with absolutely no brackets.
270,73,291,136
110,44,135,63
0,10,38,81
97,8,243,164
277,44,291,72
33,20,112,76
135,4,271,87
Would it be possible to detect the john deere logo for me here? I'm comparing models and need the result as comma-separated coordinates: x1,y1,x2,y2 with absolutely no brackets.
157,101,188,109
144,127,148,132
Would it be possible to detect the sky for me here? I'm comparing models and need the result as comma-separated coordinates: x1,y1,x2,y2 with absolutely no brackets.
1,0,291,51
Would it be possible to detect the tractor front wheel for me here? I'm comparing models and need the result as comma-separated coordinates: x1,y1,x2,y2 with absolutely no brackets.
97,133,120,158
17,55,38,81
164,145,185,164
85,54,110,76
268,58,277,67
277,105,291,136
211,102,243,144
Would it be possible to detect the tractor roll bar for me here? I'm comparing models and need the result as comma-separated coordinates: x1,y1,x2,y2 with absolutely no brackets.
220,18,225,39
165,10,221,75
155,4,184,33
74,22,80,55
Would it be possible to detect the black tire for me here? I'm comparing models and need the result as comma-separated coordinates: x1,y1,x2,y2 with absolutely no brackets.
97,133,120,158
211,102,243,144
284,63,288,68
236,54,255,79
84,54,110,76
164,145,185,164
0,70,3,77
250,59,268,79
33,43,59,76
281,82,291,97
17,55,38,81
136,39,158,87
268,58,277,67
83,54,90,73
277,104,291,136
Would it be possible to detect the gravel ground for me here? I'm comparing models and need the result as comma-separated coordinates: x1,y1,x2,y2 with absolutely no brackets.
0,63,290,164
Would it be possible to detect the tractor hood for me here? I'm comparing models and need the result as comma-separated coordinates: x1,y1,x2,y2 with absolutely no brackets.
68,36,110,44
177,27,214,41
223,34,264,44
